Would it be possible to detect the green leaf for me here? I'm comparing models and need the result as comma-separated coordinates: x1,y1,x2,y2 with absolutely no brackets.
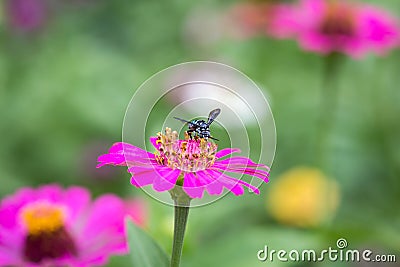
126,217,170,267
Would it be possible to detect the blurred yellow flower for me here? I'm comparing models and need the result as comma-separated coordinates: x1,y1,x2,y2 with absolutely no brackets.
266,167,340,227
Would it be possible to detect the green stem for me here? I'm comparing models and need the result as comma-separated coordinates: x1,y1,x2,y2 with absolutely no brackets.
170,204,190,267
316,53,343,170
169,186,191,267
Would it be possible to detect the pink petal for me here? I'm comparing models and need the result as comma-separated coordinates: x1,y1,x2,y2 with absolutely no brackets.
209,171,260,195
108,142,149,156
129,167,158,187
215,148,241,159
78,195,127,257
97,142,156,168
358,6,400,53
152,168,181,192
268,3,301,38
36,184,63,199
63,186,91,223
0,226,23,265
0,248,19,266
216,156,270,169
0,252,15,266
228,177,260,194
96,153,127,167
196,171,224,195
124,198,148,227
206,170,244,196
212,164,270,183
183,172,205,198
150,137,161,150
0,188,36,228
129,166,180,191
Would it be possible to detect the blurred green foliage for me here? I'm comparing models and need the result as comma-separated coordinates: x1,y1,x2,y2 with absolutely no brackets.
1,0,399,266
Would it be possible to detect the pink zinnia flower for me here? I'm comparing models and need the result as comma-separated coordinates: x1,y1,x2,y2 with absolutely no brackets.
227,3,272,38
5,0,48,33
269,0,400,58
97,128,270,199
0,184,131,267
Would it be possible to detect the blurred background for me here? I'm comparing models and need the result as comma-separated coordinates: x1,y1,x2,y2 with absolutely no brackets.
1,0,399,266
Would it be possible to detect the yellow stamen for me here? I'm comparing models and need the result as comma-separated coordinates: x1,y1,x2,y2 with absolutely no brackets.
154,128,217,172
20,201,66,235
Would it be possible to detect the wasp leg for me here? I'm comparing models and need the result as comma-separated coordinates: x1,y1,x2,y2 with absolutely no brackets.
186,129,194,139
209,136,219,141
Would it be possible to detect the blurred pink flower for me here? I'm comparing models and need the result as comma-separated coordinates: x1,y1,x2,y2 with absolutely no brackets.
227,3,271,38
0,184,134,267
5,0,48,32
97,128,270,199
268,0,400,57
125,198,148,228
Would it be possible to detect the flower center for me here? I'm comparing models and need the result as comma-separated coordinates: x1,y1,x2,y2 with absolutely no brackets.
155,128,217,172
20,201,77,263
319,2,356,37
21,201,65,235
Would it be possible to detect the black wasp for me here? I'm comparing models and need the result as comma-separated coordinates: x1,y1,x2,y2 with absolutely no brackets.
174,108,221,141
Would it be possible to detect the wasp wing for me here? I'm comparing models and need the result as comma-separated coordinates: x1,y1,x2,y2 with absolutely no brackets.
207,108,221,125
173,117,191,124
